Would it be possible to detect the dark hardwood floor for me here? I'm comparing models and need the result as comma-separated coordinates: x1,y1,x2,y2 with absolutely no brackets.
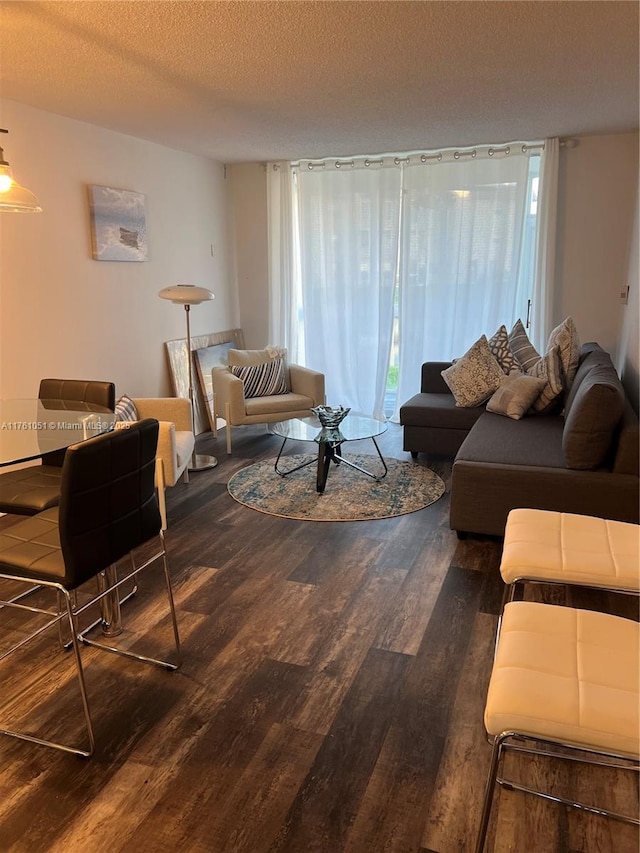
0,423,637,852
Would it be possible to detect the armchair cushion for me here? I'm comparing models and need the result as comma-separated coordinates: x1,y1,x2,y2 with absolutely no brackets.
228,347,287,367
131,398,194,487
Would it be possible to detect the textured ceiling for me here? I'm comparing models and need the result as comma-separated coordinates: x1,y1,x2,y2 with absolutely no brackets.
0,1,638,162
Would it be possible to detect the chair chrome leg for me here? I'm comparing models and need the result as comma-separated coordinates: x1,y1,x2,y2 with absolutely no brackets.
97,565,123,637
0,590,95,757
80,535,181,671
159,531,182,669
475,734,504,853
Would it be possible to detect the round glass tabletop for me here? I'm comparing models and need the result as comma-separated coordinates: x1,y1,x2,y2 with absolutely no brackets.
270,414,387,443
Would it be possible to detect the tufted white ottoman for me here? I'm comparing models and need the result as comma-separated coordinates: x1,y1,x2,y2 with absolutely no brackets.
500,508,640,602
475,601,640,852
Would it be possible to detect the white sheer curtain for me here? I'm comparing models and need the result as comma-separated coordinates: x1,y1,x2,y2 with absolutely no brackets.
267,162,298,356
294,165,401,418
267,144,548,422
394,151,532,420
530,138,559,351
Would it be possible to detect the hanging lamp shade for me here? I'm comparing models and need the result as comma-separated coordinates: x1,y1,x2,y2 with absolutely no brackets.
0,131,42,213
158,284,214,305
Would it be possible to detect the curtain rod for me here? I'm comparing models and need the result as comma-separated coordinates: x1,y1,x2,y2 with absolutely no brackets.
278,138,575,170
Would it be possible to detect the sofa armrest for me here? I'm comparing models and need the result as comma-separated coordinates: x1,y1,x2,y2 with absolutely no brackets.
212,367,247,424
289,365,325,405
133,397,192,432
421,362,454,394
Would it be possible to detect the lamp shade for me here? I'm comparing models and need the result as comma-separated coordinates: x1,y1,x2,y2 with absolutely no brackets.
0,162,42,213
158,284,214,305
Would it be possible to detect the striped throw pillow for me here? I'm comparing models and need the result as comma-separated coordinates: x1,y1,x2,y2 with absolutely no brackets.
527,346,564,413
231,357,288,398
115,393,138,422
508,319,540,372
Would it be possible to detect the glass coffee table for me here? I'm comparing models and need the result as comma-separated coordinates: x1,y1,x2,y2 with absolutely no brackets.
270,414,388,493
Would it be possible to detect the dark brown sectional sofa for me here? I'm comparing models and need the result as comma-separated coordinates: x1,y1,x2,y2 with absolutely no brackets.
400,343,639,536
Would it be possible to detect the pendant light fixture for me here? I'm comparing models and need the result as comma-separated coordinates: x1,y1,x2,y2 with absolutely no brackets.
0,129,42,213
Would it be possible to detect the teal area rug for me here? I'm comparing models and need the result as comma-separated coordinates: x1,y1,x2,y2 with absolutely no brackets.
227,454,445,522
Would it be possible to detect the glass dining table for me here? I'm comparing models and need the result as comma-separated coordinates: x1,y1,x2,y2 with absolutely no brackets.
0,399,115,467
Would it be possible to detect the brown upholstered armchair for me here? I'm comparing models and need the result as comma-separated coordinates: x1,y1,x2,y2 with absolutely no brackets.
212,349,325,453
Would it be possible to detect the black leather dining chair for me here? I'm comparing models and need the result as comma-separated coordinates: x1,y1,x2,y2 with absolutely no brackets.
0,418,181,757
0,378,115,516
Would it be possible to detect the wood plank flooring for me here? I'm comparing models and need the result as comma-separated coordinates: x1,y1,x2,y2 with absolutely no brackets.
0,422,637,852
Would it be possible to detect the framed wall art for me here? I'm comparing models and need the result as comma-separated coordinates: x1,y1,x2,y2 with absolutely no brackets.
88,184,148,261
165,328,245,434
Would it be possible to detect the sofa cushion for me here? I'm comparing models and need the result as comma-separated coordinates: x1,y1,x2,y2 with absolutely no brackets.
456,411,567,468
400,392,486,431
486,373,547,420
489,325,520,374
441,336,505,407
508,319,540,372
175,430,196,470
564,343,613,414
562,354,625,470
547,316,581,390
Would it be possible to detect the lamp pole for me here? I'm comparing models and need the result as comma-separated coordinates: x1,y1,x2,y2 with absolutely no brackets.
159,284,218,472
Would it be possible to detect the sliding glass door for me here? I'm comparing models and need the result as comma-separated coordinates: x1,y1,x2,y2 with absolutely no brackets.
270,143,546,420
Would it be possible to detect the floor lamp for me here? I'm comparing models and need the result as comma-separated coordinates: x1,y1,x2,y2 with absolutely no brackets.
158,284,218,471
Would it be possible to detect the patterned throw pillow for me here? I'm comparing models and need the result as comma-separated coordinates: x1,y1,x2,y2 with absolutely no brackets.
441,336,505,407
508,319,540,372
527,346,564,413
114,393,138,422
231,357,288,398
488,325,520,374
547,316,581,390
486,373,547,420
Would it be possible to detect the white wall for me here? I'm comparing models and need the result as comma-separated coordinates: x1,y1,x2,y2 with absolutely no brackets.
618,187,639,412
228,162,268,349
0,99,235,399
555,132,639,361
229,132,640,370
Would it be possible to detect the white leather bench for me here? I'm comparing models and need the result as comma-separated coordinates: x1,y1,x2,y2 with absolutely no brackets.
500,508,640,600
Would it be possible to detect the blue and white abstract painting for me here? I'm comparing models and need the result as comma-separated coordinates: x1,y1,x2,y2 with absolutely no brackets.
88,185,148,261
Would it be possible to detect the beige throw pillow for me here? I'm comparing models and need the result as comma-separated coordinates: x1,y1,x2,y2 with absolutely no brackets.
547,316,581,390
486,373,547,420
228,347,287,367
441,336,505,407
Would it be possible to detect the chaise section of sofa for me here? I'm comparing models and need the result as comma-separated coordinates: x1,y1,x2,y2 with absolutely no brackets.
400,362,485,456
